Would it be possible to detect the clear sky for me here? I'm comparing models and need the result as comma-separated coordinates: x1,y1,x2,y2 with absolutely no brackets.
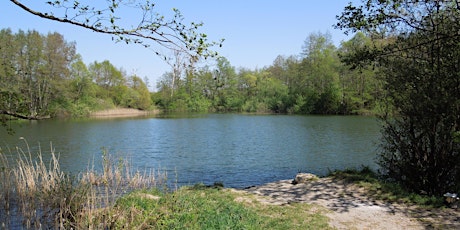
0,0,357,90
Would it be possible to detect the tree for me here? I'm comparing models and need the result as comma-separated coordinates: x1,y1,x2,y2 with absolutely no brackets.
336,0,460,195
41,32,77,114
69,55,95,102
2,0,223,128
164,50,188,98
126,75,152,110
212,57,238,111
298,32,341,114
338,32,381,114
267,55,299,94
0,30,77,119
65,56,99,116
88,60,127,106
252,71,289,113
0,29,22,131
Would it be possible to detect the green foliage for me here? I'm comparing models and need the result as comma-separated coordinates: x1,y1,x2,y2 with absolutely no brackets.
188,98,212,112
338,32,383,114
127,76,152,110
0,29,77,118
154,35,381,115
313,86,340,114
337,0,460,195
289,92,317,114
379,9,460,195
2,26,383,121
0,29,154,122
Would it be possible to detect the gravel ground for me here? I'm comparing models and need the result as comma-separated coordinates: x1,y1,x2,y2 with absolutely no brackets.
239,176,460,229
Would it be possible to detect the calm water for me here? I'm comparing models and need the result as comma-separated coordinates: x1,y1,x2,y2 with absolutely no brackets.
0,114,381,188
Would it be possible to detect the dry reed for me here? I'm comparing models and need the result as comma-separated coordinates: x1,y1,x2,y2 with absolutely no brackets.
0,138,166,229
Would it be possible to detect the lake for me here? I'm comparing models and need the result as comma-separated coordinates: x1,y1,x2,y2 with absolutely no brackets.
0,114,381,188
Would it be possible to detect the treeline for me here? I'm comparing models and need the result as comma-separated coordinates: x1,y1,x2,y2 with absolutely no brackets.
1,28,382,119
153,32,382,115
0,28,151,119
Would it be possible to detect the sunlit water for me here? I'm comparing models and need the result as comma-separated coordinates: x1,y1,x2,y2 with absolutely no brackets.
0,114,381,188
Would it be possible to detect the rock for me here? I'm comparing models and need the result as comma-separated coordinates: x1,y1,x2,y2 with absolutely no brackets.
137,193,161,200
292,173,319,184
444,192,459,208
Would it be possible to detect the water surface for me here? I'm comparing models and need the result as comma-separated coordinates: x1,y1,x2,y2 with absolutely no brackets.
0,114,381,188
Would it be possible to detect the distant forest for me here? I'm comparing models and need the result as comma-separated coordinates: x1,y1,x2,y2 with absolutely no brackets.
0,28,382,119
154,31,383,115
0,28,152,119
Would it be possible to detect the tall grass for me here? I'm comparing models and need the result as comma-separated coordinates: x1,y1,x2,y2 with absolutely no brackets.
0,139,166,229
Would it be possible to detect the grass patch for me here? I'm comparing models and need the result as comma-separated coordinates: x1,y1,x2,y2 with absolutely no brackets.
328,167,444,207
105,184,332,229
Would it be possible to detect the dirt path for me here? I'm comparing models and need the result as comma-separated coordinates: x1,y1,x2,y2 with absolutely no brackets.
240,177,459,229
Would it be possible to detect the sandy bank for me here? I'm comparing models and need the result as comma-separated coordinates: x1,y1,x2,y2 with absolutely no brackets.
89,108,159,118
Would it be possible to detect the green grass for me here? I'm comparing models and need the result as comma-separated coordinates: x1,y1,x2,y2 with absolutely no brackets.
103,184,332,229
328,167,444,207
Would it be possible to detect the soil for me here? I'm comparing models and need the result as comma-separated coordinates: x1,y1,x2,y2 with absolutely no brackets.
237,177,460,229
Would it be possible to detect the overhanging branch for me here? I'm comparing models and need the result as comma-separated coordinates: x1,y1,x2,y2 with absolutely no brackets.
0,110,48,120
9,0,222,61
10,0,168,42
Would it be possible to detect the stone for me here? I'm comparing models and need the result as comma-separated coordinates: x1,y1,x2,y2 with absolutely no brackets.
137,193,161,200
292,173,319,184
444,192,459,208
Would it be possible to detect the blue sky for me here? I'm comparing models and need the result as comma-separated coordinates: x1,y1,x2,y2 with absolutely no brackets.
1,1,357,90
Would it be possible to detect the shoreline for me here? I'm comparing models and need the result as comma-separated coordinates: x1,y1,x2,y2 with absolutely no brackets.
89,108,159,118
239,173,459,229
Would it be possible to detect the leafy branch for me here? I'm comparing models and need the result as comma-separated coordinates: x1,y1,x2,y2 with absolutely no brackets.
335,0,460,64
336,0,460,37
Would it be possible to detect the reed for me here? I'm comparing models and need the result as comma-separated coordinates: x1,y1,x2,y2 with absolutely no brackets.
0,139,166,229
0,148,13,228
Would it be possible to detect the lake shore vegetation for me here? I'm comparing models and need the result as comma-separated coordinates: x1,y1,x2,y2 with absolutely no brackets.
0,141,164,229
2,0,459,227
0,141,332,229
2,144,455,229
